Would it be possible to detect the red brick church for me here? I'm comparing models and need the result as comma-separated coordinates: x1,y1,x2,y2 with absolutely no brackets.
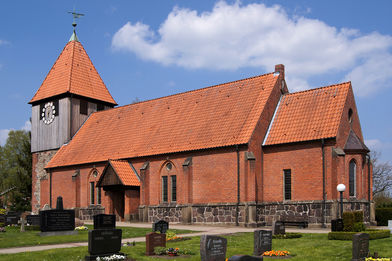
30,30,374,227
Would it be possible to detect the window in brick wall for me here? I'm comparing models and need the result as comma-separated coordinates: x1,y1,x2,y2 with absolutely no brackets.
349,160,356,197
97,103,105,111
284,169,291,200
96,187,101,205
171,175,177,202
90,182,95,205
162,176,168,202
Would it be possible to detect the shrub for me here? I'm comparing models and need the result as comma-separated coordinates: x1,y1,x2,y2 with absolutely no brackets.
353,211,364,223
343,212,355,232
328,230,390,240
273,233,302,239
375,208,392,226
353,222,366,232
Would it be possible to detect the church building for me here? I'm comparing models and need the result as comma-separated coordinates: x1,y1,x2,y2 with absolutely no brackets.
30,29,374,227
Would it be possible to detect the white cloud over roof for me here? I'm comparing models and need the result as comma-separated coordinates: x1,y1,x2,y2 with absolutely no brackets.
112,1,392,96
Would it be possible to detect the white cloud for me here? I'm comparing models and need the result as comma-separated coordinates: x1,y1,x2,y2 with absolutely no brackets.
365,139,382,151
0,129,10,146
22,120,31,131
0,120,31,146
112,1,392,96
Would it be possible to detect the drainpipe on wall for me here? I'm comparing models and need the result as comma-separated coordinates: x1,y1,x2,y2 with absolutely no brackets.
236,145,240,226
70,94,73,139
49,169,52,208
367,154,371,222
321,139,326,228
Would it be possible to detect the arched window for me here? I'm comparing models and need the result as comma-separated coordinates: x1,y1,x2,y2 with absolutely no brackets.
349,160,356,197
348,108,353,124
160,161,177,203
88,169,101,205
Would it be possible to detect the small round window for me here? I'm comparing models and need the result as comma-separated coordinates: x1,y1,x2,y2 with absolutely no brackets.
348,109,353,123
166,163,172,171
93,170,98,177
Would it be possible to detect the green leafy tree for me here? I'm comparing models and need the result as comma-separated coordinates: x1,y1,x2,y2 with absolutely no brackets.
0,130,31,211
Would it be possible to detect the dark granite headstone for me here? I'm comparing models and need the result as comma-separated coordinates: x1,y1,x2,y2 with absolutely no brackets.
153,220,169,234
39,209,75,232
352,233,369,261
146,232,166,256
5,211,20,225
331,219,344,232
56,196,64,210
93,214,116,230
272,221,285,235
0,215,5,225
88,229,122,255
26,215,41,226
200,235,227,261
254,230,272,256
228,255,263,261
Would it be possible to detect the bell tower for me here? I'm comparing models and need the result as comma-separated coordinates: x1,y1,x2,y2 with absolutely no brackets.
29,17,117,212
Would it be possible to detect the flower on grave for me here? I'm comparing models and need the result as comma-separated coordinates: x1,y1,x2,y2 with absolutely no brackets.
365,258,391,261
96,254,126,261
166,247,179,256
75,226,88,230
262,250,290,257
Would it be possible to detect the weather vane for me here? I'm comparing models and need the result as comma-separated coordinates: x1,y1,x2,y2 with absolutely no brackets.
68,8,84,28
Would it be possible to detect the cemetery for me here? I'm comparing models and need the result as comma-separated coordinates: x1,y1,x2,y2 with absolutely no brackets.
0,204,391,260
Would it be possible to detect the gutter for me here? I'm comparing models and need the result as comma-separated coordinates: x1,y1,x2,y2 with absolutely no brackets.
49,169,52,208
367,154,371,222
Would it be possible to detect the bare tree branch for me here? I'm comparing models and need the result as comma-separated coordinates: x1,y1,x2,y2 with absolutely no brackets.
372,151,392,197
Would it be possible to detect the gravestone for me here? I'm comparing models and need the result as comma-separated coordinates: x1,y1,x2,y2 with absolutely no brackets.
352,233,369,261
153,220,169,234
272,221,285,235
228,255,263,261
26,215,41,226
146,232,166,256
93,214,116,230
39,196,75,234
5,211,20,225
388,220,392,233
200,235,227,261
331,219,344,232
254,230,272,256
86,229,123,260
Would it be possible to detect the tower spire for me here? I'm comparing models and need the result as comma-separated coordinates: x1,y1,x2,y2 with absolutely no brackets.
67,9,84,42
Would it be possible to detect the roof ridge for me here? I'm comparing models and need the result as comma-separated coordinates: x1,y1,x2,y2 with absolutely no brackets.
93,72,275,114
287,81,351,96
68,41,76,93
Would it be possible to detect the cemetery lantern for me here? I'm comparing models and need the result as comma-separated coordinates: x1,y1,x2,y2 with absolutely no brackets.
337,184,346,219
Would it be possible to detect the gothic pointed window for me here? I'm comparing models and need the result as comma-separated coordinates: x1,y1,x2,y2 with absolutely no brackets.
349,160,356,197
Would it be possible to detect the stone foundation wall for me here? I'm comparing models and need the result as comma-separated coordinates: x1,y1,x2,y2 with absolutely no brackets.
148,205,183,223
144,200,372,226
78,205,105,220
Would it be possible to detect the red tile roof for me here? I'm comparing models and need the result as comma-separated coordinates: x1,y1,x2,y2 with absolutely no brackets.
263,82,351,145
46,73,279,168
29,40,117,105
110,160,140,186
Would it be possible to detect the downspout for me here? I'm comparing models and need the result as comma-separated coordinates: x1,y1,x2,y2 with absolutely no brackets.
321,139,326,228
49,169,52,208
236,145,240,226
367,154,371,223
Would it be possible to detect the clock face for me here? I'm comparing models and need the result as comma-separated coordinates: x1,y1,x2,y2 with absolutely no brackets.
42,102,56,125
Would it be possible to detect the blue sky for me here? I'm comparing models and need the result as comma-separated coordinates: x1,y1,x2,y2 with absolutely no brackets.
0,0,391,163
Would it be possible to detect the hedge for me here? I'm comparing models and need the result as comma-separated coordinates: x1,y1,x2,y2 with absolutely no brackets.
375,208,392,226
328,229,390,240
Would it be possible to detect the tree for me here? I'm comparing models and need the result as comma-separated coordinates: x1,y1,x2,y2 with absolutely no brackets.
372,151,392,198
0,130,32,211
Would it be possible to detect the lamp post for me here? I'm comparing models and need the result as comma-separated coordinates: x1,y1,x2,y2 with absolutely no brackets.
337,184,346,219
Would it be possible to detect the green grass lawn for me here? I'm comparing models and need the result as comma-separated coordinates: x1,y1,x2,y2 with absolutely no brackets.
0,226,194,249
0,233,391,261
